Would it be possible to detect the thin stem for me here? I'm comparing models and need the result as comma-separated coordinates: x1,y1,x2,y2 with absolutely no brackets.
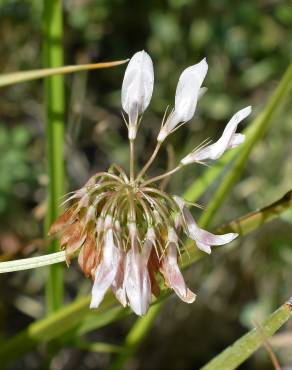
136,142,161,181
0,252,66,273
129,140,135,182
141,164,183,187
43,0,65,313
0,60,127,88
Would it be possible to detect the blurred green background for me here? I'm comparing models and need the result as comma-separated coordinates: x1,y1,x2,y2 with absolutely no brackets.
0,0,292,369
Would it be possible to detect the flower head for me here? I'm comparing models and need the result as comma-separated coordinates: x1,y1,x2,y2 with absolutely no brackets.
49,51,251,315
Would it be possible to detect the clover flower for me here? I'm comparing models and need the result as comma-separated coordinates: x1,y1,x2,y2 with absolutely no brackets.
49,51,252,316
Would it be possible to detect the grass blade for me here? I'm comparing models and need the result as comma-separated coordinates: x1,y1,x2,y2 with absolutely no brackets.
200,298,292,370
0,61,127,87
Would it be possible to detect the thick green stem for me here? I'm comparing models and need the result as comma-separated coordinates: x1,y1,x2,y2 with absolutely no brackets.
43,0,65,313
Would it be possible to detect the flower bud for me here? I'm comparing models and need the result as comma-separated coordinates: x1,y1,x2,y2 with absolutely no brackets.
121,51,154,140
158,58,208,142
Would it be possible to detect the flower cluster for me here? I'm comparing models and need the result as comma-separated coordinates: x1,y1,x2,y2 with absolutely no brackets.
49,51,251,315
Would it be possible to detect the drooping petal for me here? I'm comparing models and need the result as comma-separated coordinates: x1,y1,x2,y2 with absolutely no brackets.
158,58,208,142
173,196,238,254
90,229,121,309
60,221,87,257
78,233,99,277
111,251,127,307
160,243,196,303
181,106,251,164
121,51,154,139
124,239,152,316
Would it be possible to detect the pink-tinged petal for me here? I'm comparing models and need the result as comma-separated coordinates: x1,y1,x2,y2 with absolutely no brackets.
90,229,121,309
181,106,251,164
173,196,238,253
111,251,127,307
124,241,152,316
161,243,196,303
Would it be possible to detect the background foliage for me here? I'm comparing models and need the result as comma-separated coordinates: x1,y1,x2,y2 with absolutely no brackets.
0,0,292,369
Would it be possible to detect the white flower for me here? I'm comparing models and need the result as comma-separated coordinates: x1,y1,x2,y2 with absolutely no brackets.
158,58,208,142
173,196,238,254
50,51,251,316
121,50,154,140
181,106,252,165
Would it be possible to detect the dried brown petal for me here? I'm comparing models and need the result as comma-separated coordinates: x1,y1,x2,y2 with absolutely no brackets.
78,233,99,277
148,249,160,297
48,207,75,236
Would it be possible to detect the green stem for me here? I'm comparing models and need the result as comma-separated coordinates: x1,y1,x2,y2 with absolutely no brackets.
130,139,135,182
0,251,66,273
43,0,65,313
141,164,182,186
136,142,161,181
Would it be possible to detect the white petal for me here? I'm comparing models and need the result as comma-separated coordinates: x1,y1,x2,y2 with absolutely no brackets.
124,243,152,316
121,51,154,139
90,230,121,308
175,58,208,122
182,106,251,164
229,133,245,148
161,243,196,303
157,58,208,142
111,251,127,307
173,196,238,253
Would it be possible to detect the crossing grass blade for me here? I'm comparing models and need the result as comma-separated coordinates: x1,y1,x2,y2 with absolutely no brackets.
200,298,292,370
0,60,127,88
